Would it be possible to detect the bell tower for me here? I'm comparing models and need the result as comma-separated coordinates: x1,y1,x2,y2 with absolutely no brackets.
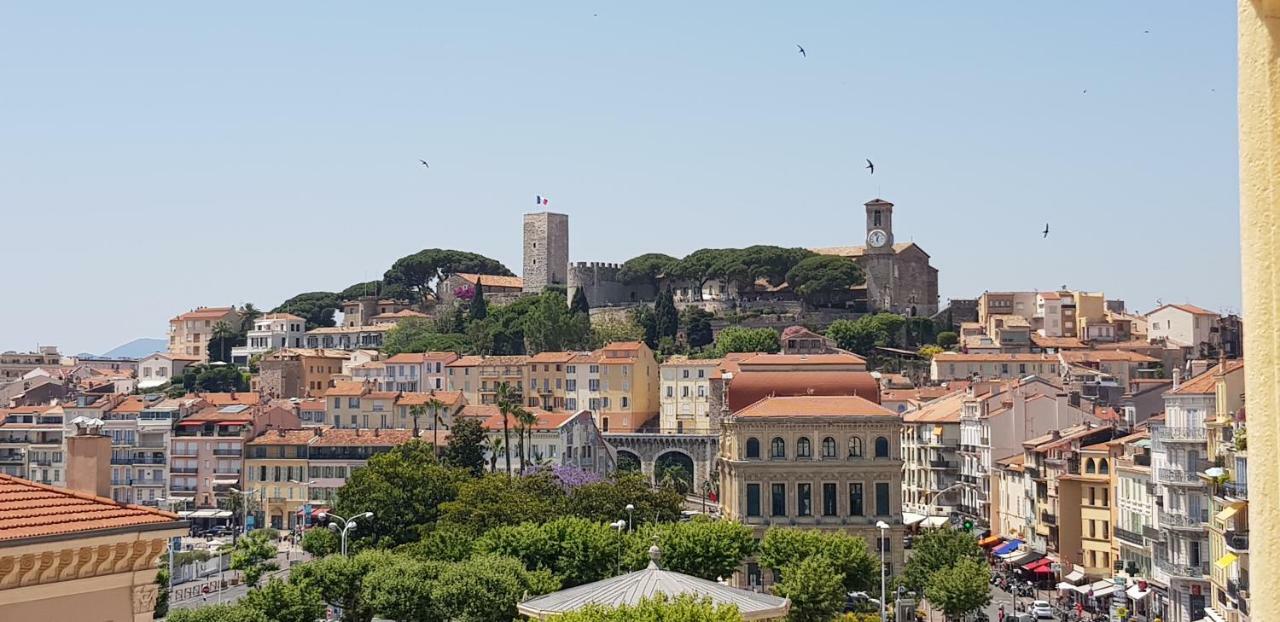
864,199,894,253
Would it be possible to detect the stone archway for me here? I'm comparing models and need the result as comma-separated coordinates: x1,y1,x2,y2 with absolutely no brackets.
616,450,642,474
654,450,695,495
602,433,718,495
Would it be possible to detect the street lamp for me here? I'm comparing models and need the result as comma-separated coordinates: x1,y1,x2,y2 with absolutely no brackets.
228,487,265,541
625,503,635,533
288,479,317,530
610,519,627,575
319,511,373,556
876,520,890,622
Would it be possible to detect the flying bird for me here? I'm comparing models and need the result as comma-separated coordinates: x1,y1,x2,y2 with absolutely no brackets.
1042,223,1050,238
797,44,806,58
419,160,429,168
865,159,874,175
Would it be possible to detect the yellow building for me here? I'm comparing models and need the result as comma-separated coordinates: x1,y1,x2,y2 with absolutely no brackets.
527,351,576,410
168,306,241,361
325,381,466,432
1207,361,1249,622
446,355,529,406
595,341,659,433
245,429,315,531
1059,443,1116,579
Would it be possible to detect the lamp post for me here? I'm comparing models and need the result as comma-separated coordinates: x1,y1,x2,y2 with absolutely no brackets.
318,511,372,556
228,487,264,542
876,520,890,622
611,519,627,575
625,503,635,533
288,479,316,531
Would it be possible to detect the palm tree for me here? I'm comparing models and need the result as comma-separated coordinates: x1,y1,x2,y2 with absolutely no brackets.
210,320,238,363
495,382,520,476
239,303,262,333
409,404,426,439
512,404,534,475
485,436,503,473
426,394,447,452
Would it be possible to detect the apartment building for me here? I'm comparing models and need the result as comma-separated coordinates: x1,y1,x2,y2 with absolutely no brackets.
0,404,65,485
323,381,466,433
595,341,660,433
718,395,906,588
307,428,417,508
304,324,393,350
169,404,299,508
659,356,720,434
378,352,457,392
1146,304,1221,351
245,429,315,530
1058,442,1119,579
1113,431,1156,581
0,347,62,383
169,306,241,361
930,352,1060,382
527,351,576,411
340,297,412,328
1022,424,1119,561
258,348,350,398
230,313,307,366
1206,401,1249,622
472,407,613,474
987,314,1032,352
446,355,529,406
900,390,963,521
991,454,1030,544
1149,360,1243,622
137,352,202,390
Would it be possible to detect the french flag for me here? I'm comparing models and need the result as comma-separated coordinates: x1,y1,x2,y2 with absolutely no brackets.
536,195,550,206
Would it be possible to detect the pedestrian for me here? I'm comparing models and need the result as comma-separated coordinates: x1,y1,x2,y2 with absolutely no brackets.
998,604,1006,622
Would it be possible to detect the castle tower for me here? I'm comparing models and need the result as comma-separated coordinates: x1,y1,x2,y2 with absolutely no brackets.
523,212,569,292
864,198,894,253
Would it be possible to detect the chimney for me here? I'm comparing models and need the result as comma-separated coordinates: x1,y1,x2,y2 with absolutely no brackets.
1172,368,1181,391
373,428,380,437
66,417,111,498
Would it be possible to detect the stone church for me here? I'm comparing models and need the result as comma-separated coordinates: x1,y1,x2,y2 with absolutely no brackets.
811,198,939,317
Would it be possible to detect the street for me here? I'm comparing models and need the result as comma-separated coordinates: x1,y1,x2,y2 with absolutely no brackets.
170,541,308,611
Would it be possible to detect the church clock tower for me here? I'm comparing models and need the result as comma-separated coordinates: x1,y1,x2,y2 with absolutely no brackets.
865,199,894,253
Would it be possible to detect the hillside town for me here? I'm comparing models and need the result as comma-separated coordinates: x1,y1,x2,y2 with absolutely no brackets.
0,206,1250,622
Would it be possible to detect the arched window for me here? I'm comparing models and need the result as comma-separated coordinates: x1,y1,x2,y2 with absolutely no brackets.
745,437,761,459
797,438,812,459
1085,458,1096,474
849,436,864,458
822,437,837,458
874,436,890,458
1099,459,1110,475
771,437,786,459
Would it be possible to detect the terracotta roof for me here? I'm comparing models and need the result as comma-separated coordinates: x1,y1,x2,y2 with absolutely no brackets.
0,473,180,541
600,341,645,352
247,428,320,446
1030,335,1088,349
810,242,923,258
383,352,458,364
307,324,394,335
371,309,430,320
269,348,352,360
259,313,305,321
529,352,578,364
738,353,866,366
726,370,880,411
1172,360,1243,395
477,409,574,432
172,306,237,321
1061,350,1158,364
310,428,418,447
395,391,465,407
735,395,896,418
996,454,1026,466
932,352,1058,363
1148,303,1218,317
181,406,255,423
1081,442,1112,452
902,390,966,423
454,273,524,289
325,381,370,397
447,355,529,368
107,396,147,415
192,392,262,406
780,326,826,340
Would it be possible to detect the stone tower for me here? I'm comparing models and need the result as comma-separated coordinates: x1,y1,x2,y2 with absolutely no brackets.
864,198,895,253
523,212,569,292
861,198,896,311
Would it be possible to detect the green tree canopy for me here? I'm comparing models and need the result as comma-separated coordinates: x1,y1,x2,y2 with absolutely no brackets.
177,364,249,394
398,522,478,563
444,416,488,476
713,326,780,355
469,278,489,321
619,253,680,286
570,287,592,314
339,279,412,302
272,291,342,329
923,557,991,620
624,519,757,581
167,604,268,622
654,289,679,343
301,527,339,558
383,249,513,306
591,316,645,349
757,528,878,593
548,594,745,622
239,578,325,622
566,472,685,526
630,306,658,349
524,290,591,354
772,556,846,622
229,529,279,587
784,255,865,308
826,313,908,355
440,472,569,535
430,554,560,622
936,331,958,349
332,441,467,549
290,549,396,622
476,517,619,588
382,317,472,356
899,528,983,595
681,307,715,349
362,555,446,622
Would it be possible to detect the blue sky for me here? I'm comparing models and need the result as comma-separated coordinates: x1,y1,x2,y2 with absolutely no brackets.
0,2,1239,355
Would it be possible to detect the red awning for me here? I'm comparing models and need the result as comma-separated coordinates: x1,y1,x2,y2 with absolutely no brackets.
1023,558,1052,571
216,421,244,426
1033,564,1056,575
310,507,330,519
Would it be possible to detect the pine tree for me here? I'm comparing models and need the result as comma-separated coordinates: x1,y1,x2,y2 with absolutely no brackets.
469,277,488,321
569,288,591,315
654,288,679,341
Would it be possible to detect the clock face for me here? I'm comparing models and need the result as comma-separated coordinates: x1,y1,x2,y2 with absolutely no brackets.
867,229,888,248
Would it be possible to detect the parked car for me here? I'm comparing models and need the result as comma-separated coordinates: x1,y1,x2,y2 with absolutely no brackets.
1030,599,1054,619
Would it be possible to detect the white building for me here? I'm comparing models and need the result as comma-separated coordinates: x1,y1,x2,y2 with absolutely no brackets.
659,356,719,434
471,406,615,474
137,352,203,390
379,352,457,392
0,404,66,486
1115,433,1155,580
1145,304,1220,349
992,454,1030,541
930,353,1060,382
231,313,307,367
900,390,964,521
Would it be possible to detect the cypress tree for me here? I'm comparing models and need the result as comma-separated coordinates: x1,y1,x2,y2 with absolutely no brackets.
468,277,488,321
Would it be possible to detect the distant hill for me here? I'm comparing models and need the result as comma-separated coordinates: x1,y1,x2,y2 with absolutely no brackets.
98,338,166,359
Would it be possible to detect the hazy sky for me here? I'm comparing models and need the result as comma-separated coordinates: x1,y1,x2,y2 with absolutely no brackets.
0,2,1240,355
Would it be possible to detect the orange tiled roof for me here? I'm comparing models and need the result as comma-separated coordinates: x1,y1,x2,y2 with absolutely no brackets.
371,309,430,320
384,352,459,364
325,381,370,397
192,392,262,406
735,395,895,418
738,353,866,366
396,391,465,407
1148,303,1218,317
810,242,921,258
247,428,320,446
172,306,237,321
1061,350,1158,364
181,406,255,423
454,273,524,289
1030,335,1088,349
476,408,573,432
1172,360,1243,395
932,352,1058,363
107,396,147,415
309,428,418,447
599,341,645,352
0,474,179,541
902,390,966,423
529,351,578,364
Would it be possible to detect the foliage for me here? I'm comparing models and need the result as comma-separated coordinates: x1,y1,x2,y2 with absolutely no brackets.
592,316,646,349
773,556,846,622
153,567,169,619
681,307,715,348
467,293,540,355
206,320,246,364
301,527,339,557
625,519,757,581
469,278,489,321
229,529,279,587
339,279,411,302
399,522,478,563
476,517,620,587
332,441,467,548
826,313,908,355
923,557,991,620
917,344,943,359
440,472,568,534
382,317,472,356
654,288,680,343
714,326,780,354
272,291,342,330
239,578,325,622
383,248,513,305
570,287,591,314
290,549,396,622
904,317,936,346
900,528,983,595
549,594,745,622
757,528,877,593
667,246,814,290
631,305,659,348
167,604,268,622
177,364,249,393
524,290,592,354
936,331,958,349
538,464,605,489
444,416,488,476
362,555,446,622
785,255,865,307
566,472,684,526
430,554,560,622
619,253,680,286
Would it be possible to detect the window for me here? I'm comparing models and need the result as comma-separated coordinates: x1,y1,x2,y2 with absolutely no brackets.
849,437,864,458
822,437,837,458
849,483,864,516
666,386,674,398
682,386,689,397
348,398,360,409
746,438,761,459
874,436,890,458
682,369,690,378
567,379,577,391
822,483,837,516
1099,459,1110,474
621,396,629,408
875,482,890,516
697,386,706,397
1086,459,1096,474
770,437,786,459
332,398,340,409
797,438,812,458
746,483,761,517
771,483,787,517
698,369,705,378
798,483,812,516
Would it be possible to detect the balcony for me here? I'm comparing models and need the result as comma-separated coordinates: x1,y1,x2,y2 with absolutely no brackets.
110,456,136,465
212,448,241,457
1155,557,1208,579
928,459,953,469
1223,482,1248,500
1156,467,1206,487
170,485,198,492
1116,527,1145,546
1152,426,1207,443
1040,511,1057,526
1226,531,1249,552
0,452,24,464
132,456,166,465
1228,578,1250,601
1159,509,1208,531
29,458,57,467
172,448,198,457
172,466,198,474
1143,525,1164,542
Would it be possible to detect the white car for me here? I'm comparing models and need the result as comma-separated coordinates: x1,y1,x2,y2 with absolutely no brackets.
1030,600,1054,619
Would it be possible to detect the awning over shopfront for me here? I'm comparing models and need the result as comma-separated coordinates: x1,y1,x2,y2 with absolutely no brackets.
1005,550,1038,565
978,535,1003,548
1063,567,1086,584
178,509,233,519
1215,552,1239,569
903,512,925,526
921,516,949,529
993,539,1022,556
1126,584,1152,601
1022,557,1050,571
